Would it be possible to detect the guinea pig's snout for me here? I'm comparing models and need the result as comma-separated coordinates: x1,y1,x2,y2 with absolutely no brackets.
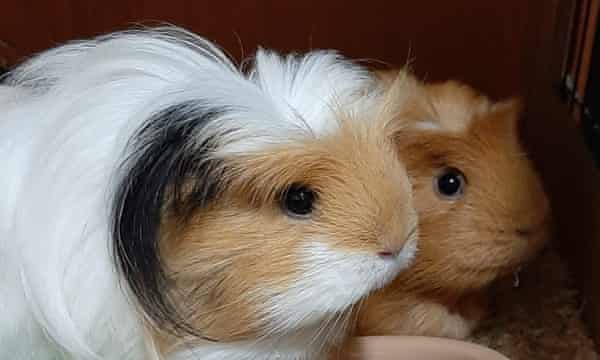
515,228,532,237
377,224,417,260
514,211,551,240
377,249,402,259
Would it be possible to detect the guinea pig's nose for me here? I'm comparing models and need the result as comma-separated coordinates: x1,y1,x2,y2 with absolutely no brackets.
377,225,417,259
377,249,401,259
377,237,408,259
515,228,531,237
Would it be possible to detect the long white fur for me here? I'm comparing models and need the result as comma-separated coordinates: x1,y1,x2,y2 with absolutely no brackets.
264,238,418,333
0,27,403,360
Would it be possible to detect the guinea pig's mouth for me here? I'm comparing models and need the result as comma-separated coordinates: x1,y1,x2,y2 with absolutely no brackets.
480,258,528,275
456,256,529,283
290,237,418,317
371,235,419,290
472,224,550,276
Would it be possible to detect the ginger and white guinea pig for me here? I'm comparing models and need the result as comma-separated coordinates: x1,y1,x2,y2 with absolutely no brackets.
0,28,418,360
356,70,550,339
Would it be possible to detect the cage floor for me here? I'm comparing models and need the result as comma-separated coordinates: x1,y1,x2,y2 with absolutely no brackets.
470,248,598,360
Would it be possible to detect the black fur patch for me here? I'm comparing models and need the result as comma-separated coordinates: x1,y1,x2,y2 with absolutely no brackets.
112,101,227,338
0,67,8,83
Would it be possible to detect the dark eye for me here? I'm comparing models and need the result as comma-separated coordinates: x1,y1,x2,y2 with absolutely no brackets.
281,184,315,218
434,168,466,199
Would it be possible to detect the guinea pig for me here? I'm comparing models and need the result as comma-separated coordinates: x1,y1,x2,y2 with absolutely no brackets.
0,28,418,360
356,70,550,340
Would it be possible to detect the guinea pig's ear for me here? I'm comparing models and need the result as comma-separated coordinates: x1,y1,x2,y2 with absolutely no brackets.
486,97,523,135
112,101,226,337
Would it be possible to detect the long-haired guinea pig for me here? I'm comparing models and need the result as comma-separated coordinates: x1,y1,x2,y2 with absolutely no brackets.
356,70,550,340
0,28,418,360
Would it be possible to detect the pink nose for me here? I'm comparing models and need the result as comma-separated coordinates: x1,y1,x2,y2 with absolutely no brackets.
377,250,400,259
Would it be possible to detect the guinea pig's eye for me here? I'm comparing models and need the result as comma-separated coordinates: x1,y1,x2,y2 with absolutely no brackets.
281,183,315,218
434,168,466,199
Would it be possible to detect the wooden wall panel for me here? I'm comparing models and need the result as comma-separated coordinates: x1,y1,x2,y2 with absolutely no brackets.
0,1,535,99
520,0,600,346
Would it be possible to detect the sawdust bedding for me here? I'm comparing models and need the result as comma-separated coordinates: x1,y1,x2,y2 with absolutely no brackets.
470,248,598,360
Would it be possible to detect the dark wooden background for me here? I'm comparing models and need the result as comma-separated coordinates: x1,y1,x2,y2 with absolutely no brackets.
1,1,539,100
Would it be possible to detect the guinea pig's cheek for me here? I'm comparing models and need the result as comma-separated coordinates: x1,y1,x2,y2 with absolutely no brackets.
260,240,415,329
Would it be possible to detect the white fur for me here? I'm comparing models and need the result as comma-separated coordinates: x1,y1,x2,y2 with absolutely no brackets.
168,235,418,360
0,27,396,360
413,120,441,131
264,239,418,331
